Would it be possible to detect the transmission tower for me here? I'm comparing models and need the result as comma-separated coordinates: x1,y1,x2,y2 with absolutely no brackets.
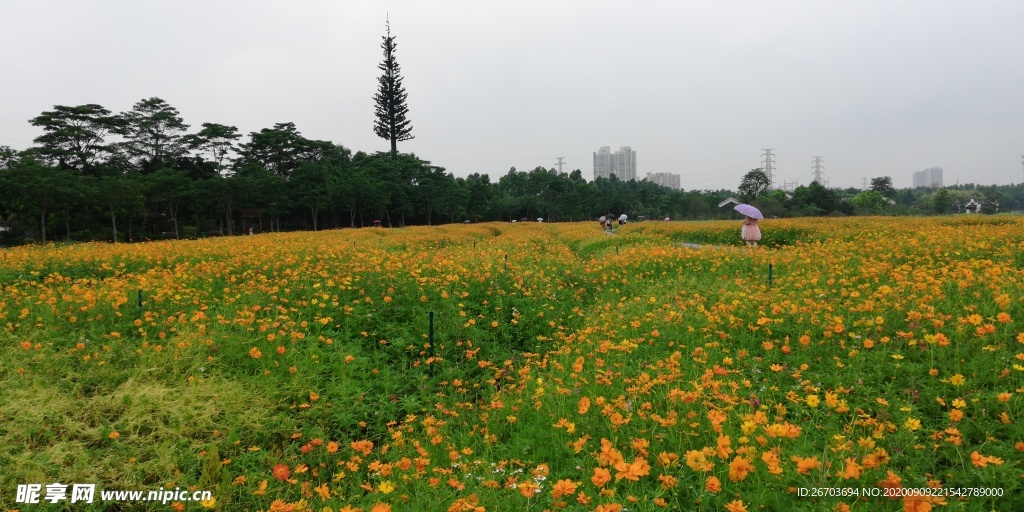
812,156,825,184
555,157,566,173
761,149,775,189
862,177,868,190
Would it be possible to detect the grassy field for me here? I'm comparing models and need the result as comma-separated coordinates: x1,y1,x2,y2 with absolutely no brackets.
2,216,1023,511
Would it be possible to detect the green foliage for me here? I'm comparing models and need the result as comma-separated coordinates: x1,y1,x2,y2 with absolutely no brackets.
932,189,953,213
9,94,1024,243
850,189,889,214
738,168,770,201
373,21,414,153
870,176,896,198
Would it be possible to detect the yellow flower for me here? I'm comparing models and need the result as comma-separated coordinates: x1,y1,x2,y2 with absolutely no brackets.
904,418,921,431
378,480,395,494
805,395,820,408
949,374,965,386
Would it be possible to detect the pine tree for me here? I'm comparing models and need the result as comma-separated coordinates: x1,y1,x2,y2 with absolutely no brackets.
373,20,414,153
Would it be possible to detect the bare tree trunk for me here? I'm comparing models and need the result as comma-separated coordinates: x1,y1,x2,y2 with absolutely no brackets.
40,207,47,243
109,207,118,243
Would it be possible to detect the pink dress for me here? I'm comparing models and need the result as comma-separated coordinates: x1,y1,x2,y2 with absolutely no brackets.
742,218,761,241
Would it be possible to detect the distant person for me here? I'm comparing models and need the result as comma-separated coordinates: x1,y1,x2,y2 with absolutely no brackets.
599,215,607,230
618,214,627,227
664,217,670,222
248,226,253,236
741,216,761,248
537,217,543,222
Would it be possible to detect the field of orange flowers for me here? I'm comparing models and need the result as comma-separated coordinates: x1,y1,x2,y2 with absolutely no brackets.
2,216,1023,511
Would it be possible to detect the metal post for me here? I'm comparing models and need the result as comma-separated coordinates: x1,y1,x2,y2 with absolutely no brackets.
428,312,435,377
138,290,143,310
768,263,773,288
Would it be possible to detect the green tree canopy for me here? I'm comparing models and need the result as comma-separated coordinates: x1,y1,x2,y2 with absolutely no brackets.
29,104,125,171
870,176,896,198
738,168,770,201
120,97,190,172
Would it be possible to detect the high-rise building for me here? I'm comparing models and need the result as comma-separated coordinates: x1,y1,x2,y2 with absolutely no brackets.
593,146,612,180
913,167,943,188
593,146,637,181
645,172,681,190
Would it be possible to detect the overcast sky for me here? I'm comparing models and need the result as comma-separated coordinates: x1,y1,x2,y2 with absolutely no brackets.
2,1,1022,190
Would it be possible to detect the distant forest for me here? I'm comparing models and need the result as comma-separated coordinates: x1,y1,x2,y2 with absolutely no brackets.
1,97,1022,244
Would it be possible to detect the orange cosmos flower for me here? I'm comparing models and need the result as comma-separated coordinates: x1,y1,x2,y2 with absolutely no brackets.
271,463,290,481
838,457,862,479
969,451,1003,467
655,474,677,490
685,448,715,472
724,500,748,512
728,456,754,482
550,479,577,499
614,457,650,481
249,347,262,359
517,481,539,498
716,435,733,459
902,493,946,512
591,467,612,488
656,451,679,467
705,475,722,493
878,471,902,499
351,439,374,455
370,503,392,512
448,494,485,512
791,455,820,475
578,396,591,414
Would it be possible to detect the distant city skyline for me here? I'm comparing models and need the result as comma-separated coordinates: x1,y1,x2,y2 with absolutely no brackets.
593,146,636,182
645,172,681,190
913,167,944,189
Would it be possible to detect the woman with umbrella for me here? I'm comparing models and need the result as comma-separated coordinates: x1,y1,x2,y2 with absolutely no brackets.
734,204,763,248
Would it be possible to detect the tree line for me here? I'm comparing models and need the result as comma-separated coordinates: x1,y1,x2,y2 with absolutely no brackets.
1,98,1021,245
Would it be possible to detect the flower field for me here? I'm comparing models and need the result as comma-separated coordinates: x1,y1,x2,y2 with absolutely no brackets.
2,216,1024,511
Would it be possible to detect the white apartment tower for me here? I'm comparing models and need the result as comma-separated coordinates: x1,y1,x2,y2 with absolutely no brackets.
593,146,637,181
645,172,681,190
913,167,943,188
